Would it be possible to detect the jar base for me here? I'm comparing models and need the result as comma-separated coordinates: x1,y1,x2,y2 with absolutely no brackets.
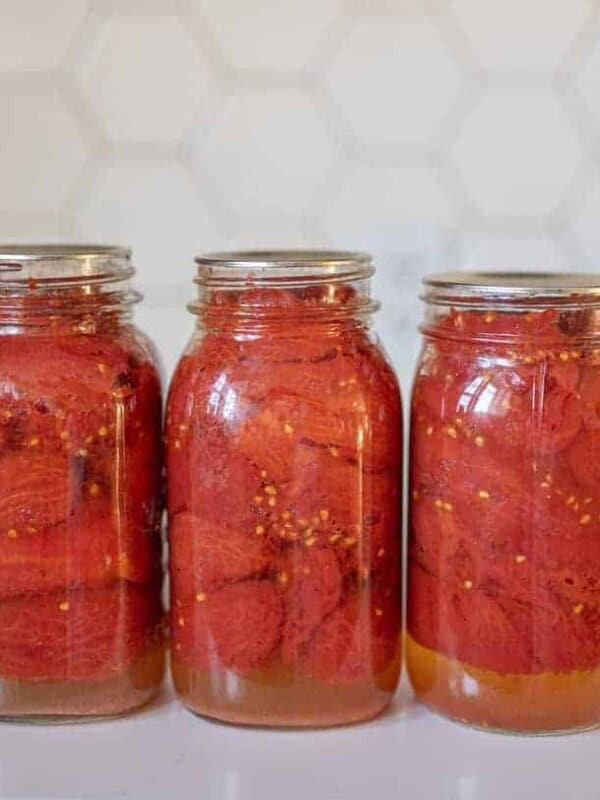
406,634,600,734
0,643,164,721
171,656,399,728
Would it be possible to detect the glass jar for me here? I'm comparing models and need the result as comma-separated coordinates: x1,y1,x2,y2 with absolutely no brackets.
166,251,402,727
0,245,164,720
407,272,600,734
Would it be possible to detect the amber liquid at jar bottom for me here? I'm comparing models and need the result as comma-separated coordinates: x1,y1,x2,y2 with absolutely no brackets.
167,284,402,726
0,317,164,718
408,307,600,733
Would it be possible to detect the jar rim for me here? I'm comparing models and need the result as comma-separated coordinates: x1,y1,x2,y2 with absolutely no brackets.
194,250,374,287
424,271,600,302
0,244,135,290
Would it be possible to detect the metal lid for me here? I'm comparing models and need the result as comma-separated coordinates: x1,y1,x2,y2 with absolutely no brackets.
423,271,600,308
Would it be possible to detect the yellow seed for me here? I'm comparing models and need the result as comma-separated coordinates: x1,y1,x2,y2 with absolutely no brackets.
260,470,268,478
570,350,580,359
297,518,308,529
281,511,291,521
253,495,264,505
559,351,570,361
1,410,12,420
195,592,207,603
28,437,40,447
173,440,181,450
329,446,340,457
177,617,185,627
98,426,108,438
25,527,37,535
455,417,463,427
515,554,527,564
97,363,107,375
454,314,464,329
463,580,473,590
255,525,265,536
445,426,457,439
88,483,100,497
179,424,188,433
540,482,551,489
76,448,88,457
585,497,593,505
475,436,485,448
304,536,316,547
375,608,383,617
580,514,591,525
442,501,453,511
268,497,276,507
478,490,490,499
59,601,70,612
319,509,329,522
7,529,17,539
85,435,94,445
283,423,294,434
574,604,584,615
377,547,385,558
426,426,433,436
484,312,496,323
278,572,288,585
329,534,342,544
302,566,311,575
60,430,69,441
264,484,277,496
566,496,575,506
342,536,357,548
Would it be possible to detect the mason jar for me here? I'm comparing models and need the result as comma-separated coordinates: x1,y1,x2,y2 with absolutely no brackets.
166,250,402,727
0,245,164,719
408,272,600,733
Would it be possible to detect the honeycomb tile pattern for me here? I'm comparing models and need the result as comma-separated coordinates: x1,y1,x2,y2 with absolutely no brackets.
0,1,599,392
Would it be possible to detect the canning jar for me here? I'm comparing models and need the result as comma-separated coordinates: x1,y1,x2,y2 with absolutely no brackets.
166,251,402,727
408,272,600,733
0,245,164,720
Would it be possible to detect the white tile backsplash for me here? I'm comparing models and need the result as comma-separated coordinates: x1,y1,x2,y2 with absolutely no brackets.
1,0,600,389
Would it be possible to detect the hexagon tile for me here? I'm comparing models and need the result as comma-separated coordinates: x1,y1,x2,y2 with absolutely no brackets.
326,14,463,147
452,93,583,220
1,0,600,377
77,13,214,144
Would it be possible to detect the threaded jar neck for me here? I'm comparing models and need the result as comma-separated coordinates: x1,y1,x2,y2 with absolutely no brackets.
0,245,141,330
189,250,380,331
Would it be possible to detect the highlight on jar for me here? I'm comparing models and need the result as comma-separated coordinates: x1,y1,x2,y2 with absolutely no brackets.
0,245,165,720
166,250,403,727
407,272,600,734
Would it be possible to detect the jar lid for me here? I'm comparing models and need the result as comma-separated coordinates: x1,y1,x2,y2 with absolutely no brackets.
423,271,600,308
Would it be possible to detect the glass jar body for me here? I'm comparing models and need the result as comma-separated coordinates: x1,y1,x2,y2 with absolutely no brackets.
0,257,164,720
167,284,402,727
408,302,600,733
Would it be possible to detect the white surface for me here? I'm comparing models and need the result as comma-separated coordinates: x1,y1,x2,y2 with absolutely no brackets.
2,681,598,800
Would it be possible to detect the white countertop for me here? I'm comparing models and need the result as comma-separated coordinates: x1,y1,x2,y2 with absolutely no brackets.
2,681,598,800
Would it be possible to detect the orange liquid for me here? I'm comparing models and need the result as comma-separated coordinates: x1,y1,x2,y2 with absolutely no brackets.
172,646,401,728
407,634,600,733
